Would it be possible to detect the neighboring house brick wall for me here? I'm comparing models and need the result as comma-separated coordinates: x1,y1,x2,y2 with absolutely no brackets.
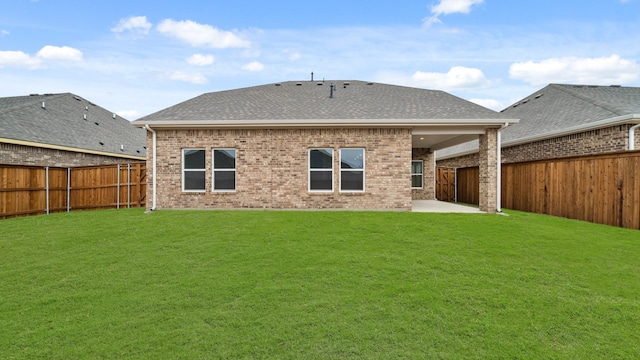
437,124,639,168
411,148,435,200
148,128,413,210
0,142,141,167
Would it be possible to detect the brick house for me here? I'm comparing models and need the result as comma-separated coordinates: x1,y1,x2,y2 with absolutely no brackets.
0,93,146,167
437,84,640,168
132,80,516,213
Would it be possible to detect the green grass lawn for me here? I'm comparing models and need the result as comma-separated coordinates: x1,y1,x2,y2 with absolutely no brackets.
1,209,639,359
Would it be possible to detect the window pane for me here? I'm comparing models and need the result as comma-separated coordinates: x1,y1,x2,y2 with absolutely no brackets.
184,149,205,169
214,149,236,169
310,171,332,190
310,149,333,169
184,171,205,191
412,161,423,174
341,171,364,191
214,171,235,190
340,149,364,169
412,174,423,188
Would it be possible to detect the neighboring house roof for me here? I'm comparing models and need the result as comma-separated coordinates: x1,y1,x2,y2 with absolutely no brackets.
0,93,146,159
437,84,640,159
133,80,516,150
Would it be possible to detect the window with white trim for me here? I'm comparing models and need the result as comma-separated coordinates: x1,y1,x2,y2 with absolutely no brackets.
309,148,333,191
183,149,206,192
412,160,423,189
213,149,236,191
340,148,365,192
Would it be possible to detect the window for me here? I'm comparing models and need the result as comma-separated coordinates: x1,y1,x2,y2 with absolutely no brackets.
340,148,365,192
183,149,206,192
309,148,333,191
412,160,423,189
213,149,236,191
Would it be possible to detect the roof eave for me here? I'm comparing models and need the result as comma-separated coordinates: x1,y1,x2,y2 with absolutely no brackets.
133,118,518,129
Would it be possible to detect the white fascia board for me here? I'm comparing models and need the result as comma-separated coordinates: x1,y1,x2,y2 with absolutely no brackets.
132,118,518,129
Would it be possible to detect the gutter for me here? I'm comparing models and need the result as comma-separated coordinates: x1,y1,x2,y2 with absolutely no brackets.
497,122,509,213
144,125,157,211
132,118,519,129
0,137,146,161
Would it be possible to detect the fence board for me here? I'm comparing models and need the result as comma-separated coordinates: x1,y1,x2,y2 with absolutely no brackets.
450,151,640,230
0,163,146,219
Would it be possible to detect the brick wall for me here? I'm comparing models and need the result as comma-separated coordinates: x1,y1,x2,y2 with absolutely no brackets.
0,142,141,167
148,128,413,210
437,124,639,168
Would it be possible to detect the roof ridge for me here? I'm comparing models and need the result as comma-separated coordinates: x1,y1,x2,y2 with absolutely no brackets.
0,93,68,115
551,84,623,116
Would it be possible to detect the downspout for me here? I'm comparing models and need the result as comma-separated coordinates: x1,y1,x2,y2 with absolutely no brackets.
629,123,640,150
497,123,509,213
144,124,157,211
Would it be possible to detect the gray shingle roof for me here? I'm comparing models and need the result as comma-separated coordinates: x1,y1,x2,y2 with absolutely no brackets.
437,84,640,158
0,93,146,158
500,84,640,141
134,80,506,123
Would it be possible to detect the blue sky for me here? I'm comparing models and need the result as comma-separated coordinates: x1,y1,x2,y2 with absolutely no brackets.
1,0,639,119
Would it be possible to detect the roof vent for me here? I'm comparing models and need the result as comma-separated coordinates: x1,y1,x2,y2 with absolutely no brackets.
535,94,543,99
330,83,336,98
367,82,374,85
83,114,87,120
317,82,323,86
112,113,116,119
522,99,529,104
85,106,88,111
296,83,302,86
512,103,519,108
120,144,124,151
610,85,621,87
136,150,140,153
74,96,82,101
41,101,45,109
99,141,104,146
274,83,281,86
94,122,99,126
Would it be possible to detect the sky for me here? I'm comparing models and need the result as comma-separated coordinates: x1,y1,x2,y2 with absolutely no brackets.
1,0,639,120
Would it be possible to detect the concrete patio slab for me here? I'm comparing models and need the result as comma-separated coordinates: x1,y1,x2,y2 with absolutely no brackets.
412,200,485,213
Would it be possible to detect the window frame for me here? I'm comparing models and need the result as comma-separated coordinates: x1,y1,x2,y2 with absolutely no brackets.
339,148,365,193
212,148,237,192
308,148,334,192
411,160,424,189
182,148,206,192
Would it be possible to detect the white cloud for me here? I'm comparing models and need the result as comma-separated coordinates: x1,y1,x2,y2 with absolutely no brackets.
425,0,484,26
242,61,264,72
1,30,9,36
287,51,301,61
157,19,250,48
469,98,502,111
410,66,490,90
0,50,42,68
111,16,152,36
187,54,215,66
165,71,208,84
36,45,83,61
115,110,142,120
509,55,640,85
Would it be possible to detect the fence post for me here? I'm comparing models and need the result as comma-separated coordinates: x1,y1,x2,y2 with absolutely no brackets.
127,164,131,208
117,164,121,209
67,167,71,212
45,166,50,215
454,168,458,203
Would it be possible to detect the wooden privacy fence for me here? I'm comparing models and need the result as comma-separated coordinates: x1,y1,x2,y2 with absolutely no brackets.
449,151,640,230
0,163,146,219
436,168,456,202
